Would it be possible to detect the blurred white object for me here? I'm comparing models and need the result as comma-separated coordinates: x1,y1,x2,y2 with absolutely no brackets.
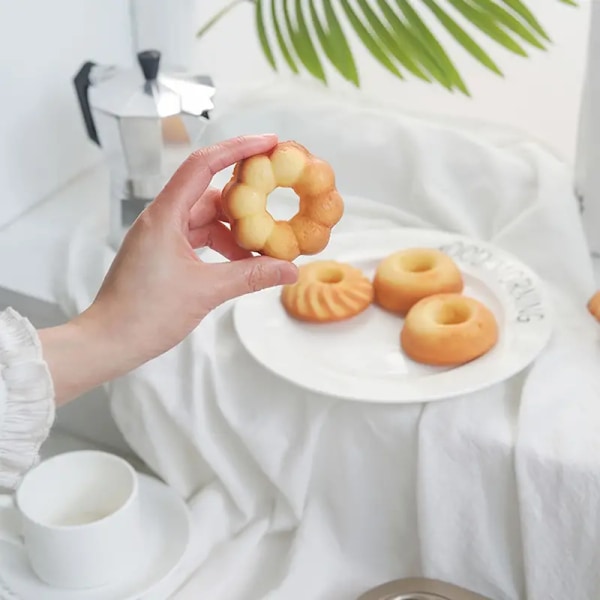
131,0,199,70
576,0,600,255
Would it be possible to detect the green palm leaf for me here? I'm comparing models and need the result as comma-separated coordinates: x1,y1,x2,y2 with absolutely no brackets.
396,0,470,94
422,0,503,75
376,0,454,90
281,0,327,83
197,0,579,94
309,1,360,85
498,0,551,40
355,0,432,82
255,0,276,69
472,0,546,49
339,0,404,80
270,0,299,74
446,0,529,56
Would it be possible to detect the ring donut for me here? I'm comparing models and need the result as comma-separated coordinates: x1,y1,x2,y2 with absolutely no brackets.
221,141,344,261
400,293,498,366
374,248,464,315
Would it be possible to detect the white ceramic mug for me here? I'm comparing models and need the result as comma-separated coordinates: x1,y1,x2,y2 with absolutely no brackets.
0,450,144,589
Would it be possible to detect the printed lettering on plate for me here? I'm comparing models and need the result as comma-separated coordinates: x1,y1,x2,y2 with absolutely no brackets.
438,241,544,323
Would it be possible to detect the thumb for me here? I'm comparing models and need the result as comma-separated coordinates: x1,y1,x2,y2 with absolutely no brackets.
207,256,298,305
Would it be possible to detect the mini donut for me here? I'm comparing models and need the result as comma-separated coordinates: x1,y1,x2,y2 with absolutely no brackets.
401,293,498,366
281,260,374,323
588,291,600,321
221,141,344,261
373,248,464,315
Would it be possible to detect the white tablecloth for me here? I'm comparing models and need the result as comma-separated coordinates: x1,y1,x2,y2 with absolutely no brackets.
57,82,600,600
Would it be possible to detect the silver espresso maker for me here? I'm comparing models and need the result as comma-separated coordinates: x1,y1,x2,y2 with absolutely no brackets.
74,50,216,249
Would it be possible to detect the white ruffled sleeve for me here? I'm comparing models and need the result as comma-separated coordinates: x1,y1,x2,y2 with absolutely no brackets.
0,308,55,490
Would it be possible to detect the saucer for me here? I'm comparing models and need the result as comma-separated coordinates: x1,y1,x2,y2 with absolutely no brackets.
0,473,190,600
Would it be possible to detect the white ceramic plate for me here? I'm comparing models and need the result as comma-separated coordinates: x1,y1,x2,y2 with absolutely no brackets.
233,228,553,403
0,473,190,600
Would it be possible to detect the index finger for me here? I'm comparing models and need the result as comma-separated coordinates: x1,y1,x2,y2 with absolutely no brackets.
156,134,278,215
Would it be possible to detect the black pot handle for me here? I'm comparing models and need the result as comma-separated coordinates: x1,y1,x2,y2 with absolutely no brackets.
137,50,161,81
73,61,100,146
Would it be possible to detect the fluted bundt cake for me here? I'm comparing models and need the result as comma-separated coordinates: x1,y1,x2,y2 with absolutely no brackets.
281,260,374,323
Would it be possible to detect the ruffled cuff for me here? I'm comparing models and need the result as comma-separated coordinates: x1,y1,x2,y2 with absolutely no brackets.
0,308,55,490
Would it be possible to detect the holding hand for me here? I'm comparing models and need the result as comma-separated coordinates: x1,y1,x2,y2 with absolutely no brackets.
40,135,298,405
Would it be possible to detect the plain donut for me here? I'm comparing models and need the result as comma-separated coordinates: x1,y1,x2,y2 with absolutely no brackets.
401,293,498,366
221,141,344,261
374,248,463,315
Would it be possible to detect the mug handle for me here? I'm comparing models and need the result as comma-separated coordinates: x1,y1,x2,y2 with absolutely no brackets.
0,494,22,546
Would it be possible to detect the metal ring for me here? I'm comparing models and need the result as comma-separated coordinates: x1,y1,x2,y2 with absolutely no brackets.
355,578,492,600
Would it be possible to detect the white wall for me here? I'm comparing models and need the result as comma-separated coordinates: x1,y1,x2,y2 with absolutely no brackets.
134,0,591,164
0,0,134,228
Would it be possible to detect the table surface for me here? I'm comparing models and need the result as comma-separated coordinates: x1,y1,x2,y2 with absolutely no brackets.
0,164,108,304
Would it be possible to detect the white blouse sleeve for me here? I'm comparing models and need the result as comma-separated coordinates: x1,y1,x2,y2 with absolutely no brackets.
0,308,55,490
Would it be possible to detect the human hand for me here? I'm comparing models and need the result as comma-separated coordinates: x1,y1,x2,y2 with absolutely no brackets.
41,135,298,404
91,133,299,361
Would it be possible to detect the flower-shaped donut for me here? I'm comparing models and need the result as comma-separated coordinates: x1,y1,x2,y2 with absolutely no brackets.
221,141,344,261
